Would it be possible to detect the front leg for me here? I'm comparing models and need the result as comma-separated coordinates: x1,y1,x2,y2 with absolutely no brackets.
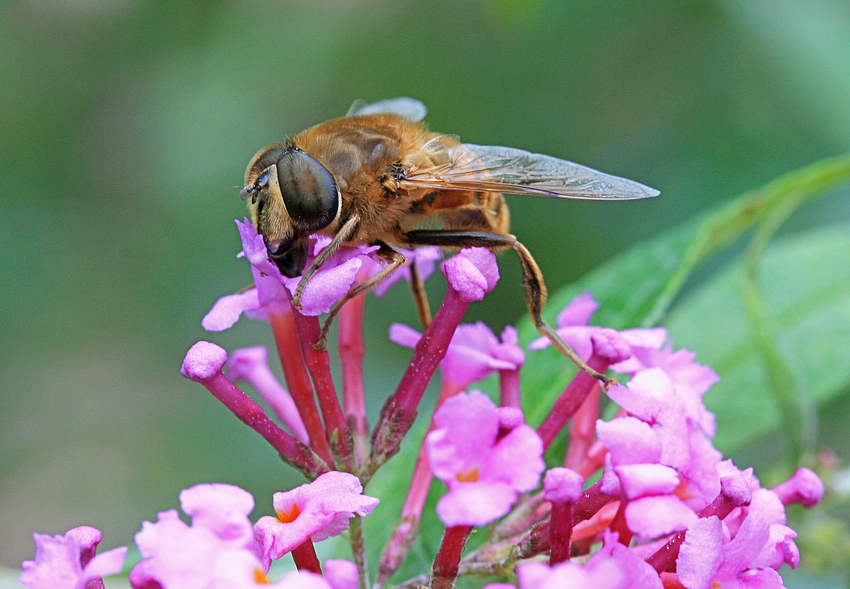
314,243,407,350
403,229,615,389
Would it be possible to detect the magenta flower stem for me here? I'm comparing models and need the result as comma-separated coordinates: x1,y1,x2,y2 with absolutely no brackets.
196,371,328,478
291,539,322,575
292,308,354,469
537,366,601,451
499,368,521,409
430,525,473,589
646,474,752,573
564,387,600,475
609,499,633,546
548,502,573,565
268,309,335,468
338,293,369,467
370,287,469,470
571,479,614,524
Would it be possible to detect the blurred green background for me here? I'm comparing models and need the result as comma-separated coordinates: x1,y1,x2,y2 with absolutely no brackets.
2,0,849,578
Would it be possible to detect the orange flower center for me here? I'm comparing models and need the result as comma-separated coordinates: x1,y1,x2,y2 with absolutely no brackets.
276,503,302,523
254,567,271,584
456,468,480,483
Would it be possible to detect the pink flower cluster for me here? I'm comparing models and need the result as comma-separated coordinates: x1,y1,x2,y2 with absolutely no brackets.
22,477,374,589
21,219,824,589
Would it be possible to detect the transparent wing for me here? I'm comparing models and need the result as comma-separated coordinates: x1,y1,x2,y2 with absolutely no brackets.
346,97,428,122
402,142,659,200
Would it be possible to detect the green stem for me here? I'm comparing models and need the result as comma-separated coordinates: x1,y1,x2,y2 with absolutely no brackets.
349,515,370,589
741,191,817,466
644,153,850,327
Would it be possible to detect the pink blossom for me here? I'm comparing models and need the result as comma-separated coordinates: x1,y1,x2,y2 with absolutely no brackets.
544,468,584,504
20,526,127,589
322,559,358,589
389,321,522,389
626,495,699,540
426,391,544,526
529,292,626,361
181,340,228,381
130,483,263,588
771,467,824,508
254,472,379,569
370,246,442,297
202,219,382,329
677,512,788,589
516,532,662,588
280,236,380,316
713,461,806,571
441,247,500,302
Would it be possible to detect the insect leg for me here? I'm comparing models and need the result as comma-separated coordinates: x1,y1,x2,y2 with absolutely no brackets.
313,244,408,350
409,259,432,328
404,230,614,388
294,214,361,308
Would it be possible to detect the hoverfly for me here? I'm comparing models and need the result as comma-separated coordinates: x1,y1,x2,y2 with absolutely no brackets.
240,98,658,385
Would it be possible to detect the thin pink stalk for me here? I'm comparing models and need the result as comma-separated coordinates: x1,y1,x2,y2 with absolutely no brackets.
291,540,322,575
609,499,633,547
548,502,573,565
499,368,521,409
564,387,600,473
181,343,329,478
292,309,353,469
268,308,335,467
371,248,499,471
537,365,602,450
430,525,473,589
538,331,630,450
646,473,751,573
370,287,470,470
572,479,615,525
338,293,369,467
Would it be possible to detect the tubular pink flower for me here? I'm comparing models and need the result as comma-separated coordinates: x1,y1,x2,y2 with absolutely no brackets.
228,346,309,444
441,247,500,302
389,321,520,390
676,510,788,589
625,495,699,540
371,245,442,297
280,236,380,316
426,391,544,526
517,531,662,588
254,472,378,570
202,219,383,328
323,559,358,589
371,248,499,468
20,526,127,589
545,467,584,564
537,330,631,449
181,341,328,478
713,462,807,571
529,292,656,364
202,219,289,331
771,467,824,508
130,483,264,588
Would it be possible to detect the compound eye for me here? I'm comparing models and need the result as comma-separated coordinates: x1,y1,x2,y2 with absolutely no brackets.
275,148,340,233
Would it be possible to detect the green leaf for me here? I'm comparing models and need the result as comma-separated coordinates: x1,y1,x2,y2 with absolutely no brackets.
666,223,850,452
